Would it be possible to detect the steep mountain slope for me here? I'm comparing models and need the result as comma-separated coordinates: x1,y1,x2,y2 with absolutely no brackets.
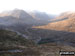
33,12,75,32
0,9,55,26
0,9,35,19
29,11,55,20
51,11,75,21
29,11,56,24
0,9,42,26
0,16,18,26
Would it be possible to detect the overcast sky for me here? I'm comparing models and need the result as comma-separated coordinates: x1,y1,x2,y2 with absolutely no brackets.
0,0,75,14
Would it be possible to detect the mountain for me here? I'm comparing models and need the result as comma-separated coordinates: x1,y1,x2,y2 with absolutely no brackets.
0,9,42,26
30,12,75,46
0,9,55,26
33,12,75,32
0,9,35,18
51,11,75,21
29,11,55,21
28,11,57,25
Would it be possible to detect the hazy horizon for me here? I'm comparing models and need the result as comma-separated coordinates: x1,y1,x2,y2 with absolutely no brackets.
0,0,75,15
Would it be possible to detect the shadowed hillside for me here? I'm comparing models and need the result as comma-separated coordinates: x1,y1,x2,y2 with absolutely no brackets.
0,29,41,56
1,29,75,56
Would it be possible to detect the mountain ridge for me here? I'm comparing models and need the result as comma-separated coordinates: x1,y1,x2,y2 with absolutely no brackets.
33,12,75,32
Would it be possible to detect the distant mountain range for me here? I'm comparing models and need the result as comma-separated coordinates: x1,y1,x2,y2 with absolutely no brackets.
0,9,56,26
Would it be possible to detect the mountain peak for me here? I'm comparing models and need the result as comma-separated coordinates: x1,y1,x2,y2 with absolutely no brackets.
0,9,32,19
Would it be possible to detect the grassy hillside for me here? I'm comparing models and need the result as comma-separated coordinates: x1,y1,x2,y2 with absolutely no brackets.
0,29,41,56
0,29,34,47
33,17,75,32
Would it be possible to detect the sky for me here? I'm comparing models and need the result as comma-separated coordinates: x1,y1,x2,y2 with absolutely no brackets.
0,0,75,15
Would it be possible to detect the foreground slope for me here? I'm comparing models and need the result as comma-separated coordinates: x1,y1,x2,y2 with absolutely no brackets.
0,29,41,56
0,29,34,48
1,29,75,56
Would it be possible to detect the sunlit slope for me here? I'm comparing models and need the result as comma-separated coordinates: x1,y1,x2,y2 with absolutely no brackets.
34,12,75,32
